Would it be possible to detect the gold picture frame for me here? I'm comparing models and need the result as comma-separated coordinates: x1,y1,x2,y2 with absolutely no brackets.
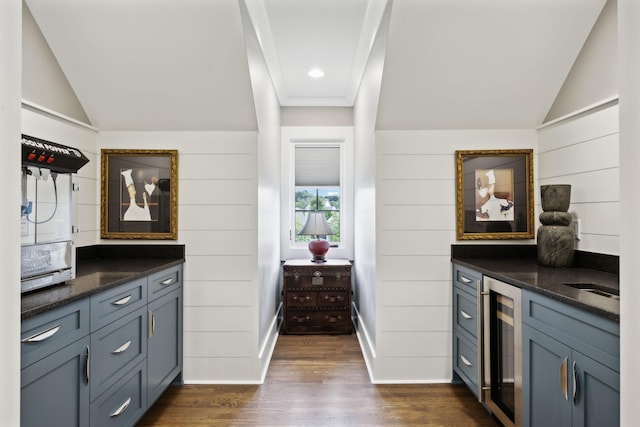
455,149,534,240
101,149,178,239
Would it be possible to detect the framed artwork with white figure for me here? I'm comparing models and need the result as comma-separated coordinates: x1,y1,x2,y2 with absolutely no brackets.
101,149,178,239
455,149,533,240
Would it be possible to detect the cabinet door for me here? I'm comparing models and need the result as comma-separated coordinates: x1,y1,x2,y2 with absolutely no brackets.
21,336,90,427
147,286,183,406
522,324,572,427
572,351,620,427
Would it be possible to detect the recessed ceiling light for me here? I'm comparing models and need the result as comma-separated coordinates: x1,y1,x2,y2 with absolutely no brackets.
308,68,325,78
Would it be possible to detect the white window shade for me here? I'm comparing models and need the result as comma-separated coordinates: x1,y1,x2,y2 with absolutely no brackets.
295,147,340,186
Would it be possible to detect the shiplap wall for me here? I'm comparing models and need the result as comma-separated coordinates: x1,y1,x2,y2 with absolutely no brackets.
372,129,536,382
99,131,270,383
21,107,99,248
537,103,619,255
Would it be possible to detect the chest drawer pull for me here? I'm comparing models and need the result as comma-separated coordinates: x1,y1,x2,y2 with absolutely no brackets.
112,295,132,306
292,295,311,301
160,277,174,285
324,295,345,303
111,339,132,355
460,354,473,367
21,324,61,343
292,315,311,323
324,315,344,322
110,397,132,418
460,310,473,320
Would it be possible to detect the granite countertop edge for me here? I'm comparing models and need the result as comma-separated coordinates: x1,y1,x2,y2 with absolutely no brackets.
452,257,619,322
21,257,185,320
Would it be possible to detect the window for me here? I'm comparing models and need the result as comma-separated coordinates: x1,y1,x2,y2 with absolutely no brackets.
281,127,353,261
294,146,341,245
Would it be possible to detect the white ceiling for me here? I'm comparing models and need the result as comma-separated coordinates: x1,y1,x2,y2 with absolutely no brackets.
25,0,607,131
244,0,387,107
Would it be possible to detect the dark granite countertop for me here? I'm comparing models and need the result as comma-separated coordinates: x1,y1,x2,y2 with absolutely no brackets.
452,245,619,322
21,245,185,319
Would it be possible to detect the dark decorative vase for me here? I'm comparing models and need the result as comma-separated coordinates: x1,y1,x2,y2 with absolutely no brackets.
537,185,575,267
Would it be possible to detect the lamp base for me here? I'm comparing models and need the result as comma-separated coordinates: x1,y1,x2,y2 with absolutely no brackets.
308,239,330,263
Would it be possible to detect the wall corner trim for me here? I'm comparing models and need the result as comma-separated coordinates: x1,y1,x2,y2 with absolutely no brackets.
22,99,98,132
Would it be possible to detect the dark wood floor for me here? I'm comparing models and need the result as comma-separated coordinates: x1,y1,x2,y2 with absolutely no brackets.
137,334,498,426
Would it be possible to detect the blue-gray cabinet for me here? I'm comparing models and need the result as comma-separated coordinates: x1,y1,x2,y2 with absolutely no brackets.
147,267,183,407
21,298,91,427
21,335,91,426
451,264,482,399
522,290,620,427
21,264,183,427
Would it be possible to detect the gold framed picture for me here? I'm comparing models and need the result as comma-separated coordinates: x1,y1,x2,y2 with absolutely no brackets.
455,149,534,240
101,149,178,239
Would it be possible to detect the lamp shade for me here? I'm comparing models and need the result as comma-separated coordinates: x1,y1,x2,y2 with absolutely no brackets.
299,212,334,262
299,212,335,236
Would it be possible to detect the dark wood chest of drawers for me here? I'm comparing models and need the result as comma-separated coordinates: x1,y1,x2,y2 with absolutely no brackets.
281,259,352,335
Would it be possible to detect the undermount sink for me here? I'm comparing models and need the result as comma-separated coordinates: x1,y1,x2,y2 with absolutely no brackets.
563,283,619,300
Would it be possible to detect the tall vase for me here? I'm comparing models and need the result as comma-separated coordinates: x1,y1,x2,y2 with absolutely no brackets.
537,185,575,267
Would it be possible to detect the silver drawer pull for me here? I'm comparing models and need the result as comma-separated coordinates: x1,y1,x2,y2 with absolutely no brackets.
85,345,90,384
572,360,578,404
112,295,132,306
160,277,174,285
111,340,132,354
21,325,61,343
460,310,473,320
149,311,156,338
110,397,132,418
459,275,473,284
460,354,473,367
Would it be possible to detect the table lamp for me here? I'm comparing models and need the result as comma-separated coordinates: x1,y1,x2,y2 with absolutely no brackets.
298,211,335,262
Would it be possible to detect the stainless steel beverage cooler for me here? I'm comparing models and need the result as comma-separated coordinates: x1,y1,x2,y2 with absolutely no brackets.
20,134,89,293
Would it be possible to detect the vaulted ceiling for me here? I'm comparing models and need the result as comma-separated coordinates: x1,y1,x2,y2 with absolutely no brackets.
24,0,607,131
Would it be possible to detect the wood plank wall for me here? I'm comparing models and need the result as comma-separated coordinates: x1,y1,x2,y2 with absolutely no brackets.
537,104,619,255
372,129,536,382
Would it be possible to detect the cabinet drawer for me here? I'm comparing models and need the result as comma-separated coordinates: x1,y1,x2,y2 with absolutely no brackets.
283,267,351,289
453,332,479,398
453,264,481,296
453,287,478,339
148,265,182,302
90,360,147,427
21,298,90,369
285,310,350,334
318,291,349,308
91,277,147,332
90,308,147,401
286,291,317,307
